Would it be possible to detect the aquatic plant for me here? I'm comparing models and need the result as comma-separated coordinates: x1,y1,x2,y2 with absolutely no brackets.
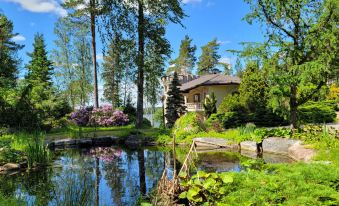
26,138,51,168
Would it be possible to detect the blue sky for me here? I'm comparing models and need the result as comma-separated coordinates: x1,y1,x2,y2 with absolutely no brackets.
1,0,265,75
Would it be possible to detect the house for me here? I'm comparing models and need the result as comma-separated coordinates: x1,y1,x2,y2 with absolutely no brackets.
162,73,241,113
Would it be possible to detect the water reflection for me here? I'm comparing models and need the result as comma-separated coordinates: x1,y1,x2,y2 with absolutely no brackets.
0,146,293,205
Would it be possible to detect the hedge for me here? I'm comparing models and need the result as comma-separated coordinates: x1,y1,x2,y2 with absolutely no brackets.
298,104,336,124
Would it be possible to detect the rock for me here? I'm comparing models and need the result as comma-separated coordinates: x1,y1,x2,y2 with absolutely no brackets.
92,136,119,145
288,142,316,162
193,138,239,150
262,153,294,164
76,139,93,147
240,150,258,159
124,135,143,147
262,137,300,155
2,163,20,171
240,141,258,152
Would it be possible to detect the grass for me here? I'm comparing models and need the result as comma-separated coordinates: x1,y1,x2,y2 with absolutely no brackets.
0,132,51,167
46,124,168,142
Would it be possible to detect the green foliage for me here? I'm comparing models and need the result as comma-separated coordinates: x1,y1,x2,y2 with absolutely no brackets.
203,92,217,118
197,39,221,75
0,13,23,88
180,164,339,205
244,0,338,128
218,93,245,114
26,33,53,85
179,171,234,204
26,139,51,169
168,35,197,74
165,72,186,128
217,92,287,128
293,125,338,149
204,114,224,132
239,61,268,112
0,148,25,165
173,112,205,141
298,103,336,124
142,118,152,128
53,17,93,108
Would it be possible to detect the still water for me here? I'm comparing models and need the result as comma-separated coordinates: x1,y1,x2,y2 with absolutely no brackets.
0,146,293,206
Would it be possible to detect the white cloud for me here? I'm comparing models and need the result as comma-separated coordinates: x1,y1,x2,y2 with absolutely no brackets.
183,0,202,4
217,40,231,45
219,57,231,64
11,34,26,42
5,0,67,17
30,22,36,26
96,53,103,61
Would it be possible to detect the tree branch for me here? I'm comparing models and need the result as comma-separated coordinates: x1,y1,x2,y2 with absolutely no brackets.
258,0,296,40
297,81,325,106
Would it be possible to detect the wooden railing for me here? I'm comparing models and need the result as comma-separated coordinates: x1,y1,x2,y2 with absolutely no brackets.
186,103,203,112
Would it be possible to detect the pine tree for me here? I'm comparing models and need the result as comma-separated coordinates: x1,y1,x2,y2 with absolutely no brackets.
203,92,217,118
165,72,186,128
197,39,221,75
0,13,23,87
26,33,53,87
169,35,196,74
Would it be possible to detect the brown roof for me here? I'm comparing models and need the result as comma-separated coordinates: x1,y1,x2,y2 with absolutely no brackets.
180,74,240,92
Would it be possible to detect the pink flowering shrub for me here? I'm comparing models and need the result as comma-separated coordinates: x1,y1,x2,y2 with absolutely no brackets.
89,105,129,126
70,107,92,126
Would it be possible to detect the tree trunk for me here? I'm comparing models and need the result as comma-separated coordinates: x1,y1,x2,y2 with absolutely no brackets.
95,156,100,206
138,149,146,195
290,85,298,130
90,0,99,108
136,0,145,128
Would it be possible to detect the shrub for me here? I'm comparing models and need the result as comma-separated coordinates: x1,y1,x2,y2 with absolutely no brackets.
218,93,245,114
220,112,248,129
173,112,205,141
70,107,91,126
90,106,129,127
327,84,339,101
204,114,223,132
142,118,152,128
298,103,336,124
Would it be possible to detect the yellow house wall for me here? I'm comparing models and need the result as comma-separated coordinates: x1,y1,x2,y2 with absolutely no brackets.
182,84,239,108
207,85,239,108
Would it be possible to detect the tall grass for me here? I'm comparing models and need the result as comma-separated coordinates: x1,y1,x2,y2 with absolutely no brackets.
25,137,51,169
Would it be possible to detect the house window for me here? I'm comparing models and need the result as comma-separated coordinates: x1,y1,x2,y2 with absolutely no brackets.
194,94,200,102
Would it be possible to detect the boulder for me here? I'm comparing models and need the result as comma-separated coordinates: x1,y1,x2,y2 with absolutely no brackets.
193,138,239,150
76,139,93,147
262,137,300,155
92,136,117,145
2,163,20,171
240,141,258,152
124,135,143,148
288,142,316,162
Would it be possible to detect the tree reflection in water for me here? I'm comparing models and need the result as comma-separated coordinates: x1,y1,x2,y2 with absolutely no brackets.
1,147,171,206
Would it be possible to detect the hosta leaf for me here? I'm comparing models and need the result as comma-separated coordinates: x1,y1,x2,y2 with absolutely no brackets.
179,191,187,199
179,172,188,179
203,177,217,189
220,173,233,183
187,187,201,201
197,170,208,178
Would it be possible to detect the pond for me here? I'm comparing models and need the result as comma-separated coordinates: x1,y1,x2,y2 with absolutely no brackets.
0,146,293,206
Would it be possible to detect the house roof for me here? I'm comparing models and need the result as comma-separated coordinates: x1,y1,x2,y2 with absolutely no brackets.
180,74,240,92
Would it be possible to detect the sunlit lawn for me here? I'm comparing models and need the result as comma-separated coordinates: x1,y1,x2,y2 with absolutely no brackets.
46,124,164,140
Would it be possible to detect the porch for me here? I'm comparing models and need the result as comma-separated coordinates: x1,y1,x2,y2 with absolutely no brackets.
185,102,204,112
